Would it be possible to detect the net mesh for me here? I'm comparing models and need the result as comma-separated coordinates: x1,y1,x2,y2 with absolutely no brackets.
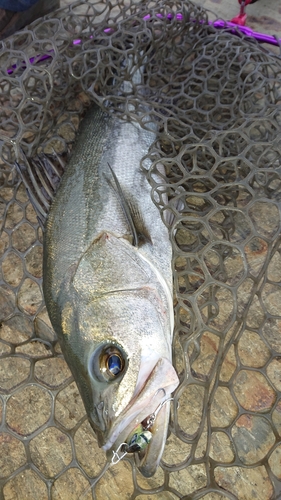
1,1,281,499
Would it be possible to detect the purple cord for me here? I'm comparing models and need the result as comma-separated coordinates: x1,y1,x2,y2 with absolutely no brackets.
212,19,281,46
5,12,281,76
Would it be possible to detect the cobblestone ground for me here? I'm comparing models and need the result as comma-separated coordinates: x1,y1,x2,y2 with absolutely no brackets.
0,1,281,499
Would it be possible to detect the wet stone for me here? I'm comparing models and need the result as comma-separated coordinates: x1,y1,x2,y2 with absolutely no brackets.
0,285,15,321
191,332,219,380
25,245,43,278
0,341,10,354
0,357,30,392
203,244,245,286
208,209,251,244
210,386,238,427
174,220,209,253
214,465,273,500
179,269,205,295
219,344,236,382
25,202,38,225
11,222,36,252
246,295,265,329
55,381,85,429
6,385,51,435
5,202,23,229
244,237,268,277
16,340,50,358
0,187,14,202
198,285,234,333
34,357,71,388
136,464,164,490
266,358,281,391
221,247,246,286
248,201,280,238
177,384,204,436
169,464,207,497
38,226,43,244
162,433,191,466
30,427,72,477
238,330,271,368
0,230,9,256
136,493,178,500
1,251,23,287
0,433,26,477
3,469,48,500
58,122,76,141
209,432,234,463
15,182,29,203
74,420,106,477
233,370,276,412
232,414,275,465
200,492,228,500
43,137,67,155
267,251,281,282
262,319,281,353
200,493,230,500
94,461,134,500
237,278,255,317
268,444,281,479
262,283,281,316
177,306,192,330
272,400,281,436
17,278,42,315
0,314,33,343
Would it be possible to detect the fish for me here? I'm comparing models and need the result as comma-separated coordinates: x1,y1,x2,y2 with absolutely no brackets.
17,102,179,477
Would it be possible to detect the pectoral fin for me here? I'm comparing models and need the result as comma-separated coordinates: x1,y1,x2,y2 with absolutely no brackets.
105,163,139,246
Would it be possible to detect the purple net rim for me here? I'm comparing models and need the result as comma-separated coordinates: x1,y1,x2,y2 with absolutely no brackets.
6,13,281,75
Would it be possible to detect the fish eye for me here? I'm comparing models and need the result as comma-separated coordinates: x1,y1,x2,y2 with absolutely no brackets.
89,344,126,382
101,347,125,379
107,353,123,376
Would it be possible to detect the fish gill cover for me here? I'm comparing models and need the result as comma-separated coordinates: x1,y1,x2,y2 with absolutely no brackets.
0,0,281,498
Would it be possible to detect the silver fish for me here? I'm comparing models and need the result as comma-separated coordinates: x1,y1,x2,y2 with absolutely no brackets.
19,103,179,477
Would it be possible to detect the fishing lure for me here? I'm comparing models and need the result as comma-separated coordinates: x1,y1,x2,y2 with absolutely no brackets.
111,397,173,465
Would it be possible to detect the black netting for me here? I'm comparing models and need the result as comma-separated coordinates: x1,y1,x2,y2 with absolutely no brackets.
0,1,281,499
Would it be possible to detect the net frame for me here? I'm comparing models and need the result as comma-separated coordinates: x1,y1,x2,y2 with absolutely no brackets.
0,1,281,499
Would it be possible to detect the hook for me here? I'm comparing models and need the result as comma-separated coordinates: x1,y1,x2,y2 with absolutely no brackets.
143,395,174,430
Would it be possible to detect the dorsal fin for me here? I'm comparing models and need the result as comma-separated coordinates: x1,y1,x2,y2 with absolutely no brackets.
15,152,65,229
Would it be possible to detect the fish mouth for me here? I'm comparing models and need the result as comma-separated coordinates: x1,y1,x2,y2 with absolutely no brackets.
134,400,171,477
102,357,179,477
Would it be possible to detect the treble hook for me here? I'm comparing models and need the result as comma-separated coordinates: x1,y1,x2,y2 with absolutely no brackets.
142,393,174,431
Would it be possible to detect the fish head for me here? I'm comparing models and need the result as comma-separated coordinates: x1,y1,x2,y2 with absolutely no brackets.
53,232,179,476
59,289,178,477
